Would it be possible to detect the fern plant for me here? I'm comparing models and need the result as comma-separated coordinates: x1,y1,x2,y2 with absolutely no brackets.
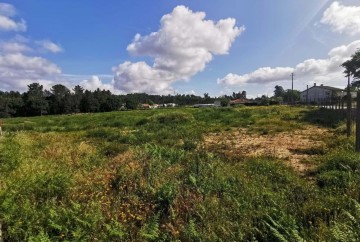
330,199,360,242
140,215,160,241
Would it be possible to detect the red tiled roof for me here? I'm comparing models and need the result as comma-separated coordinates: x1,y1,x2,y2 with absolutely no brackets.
230,99,247,104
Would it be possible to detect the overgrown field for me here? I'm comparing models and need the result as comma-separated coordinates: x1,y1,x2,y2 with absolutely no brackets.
0,106,359,241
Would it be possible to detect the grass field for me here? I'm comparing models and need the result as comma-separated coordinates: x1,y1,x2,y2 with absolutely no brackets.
0,106,359,241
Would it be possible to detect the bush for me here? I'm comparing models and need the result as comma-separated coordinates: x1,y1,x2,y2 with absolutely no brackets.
182,139,197,151
317,171,352,189
150,112,194,125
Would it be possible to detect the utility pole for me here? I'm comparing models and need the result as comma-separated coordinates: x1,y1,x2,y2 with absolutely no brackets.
306,85,309,105
291,73,295,105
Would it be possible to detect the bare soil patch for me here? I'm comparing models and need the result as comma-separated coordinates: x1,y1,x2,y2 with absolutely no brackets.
204,126,330,173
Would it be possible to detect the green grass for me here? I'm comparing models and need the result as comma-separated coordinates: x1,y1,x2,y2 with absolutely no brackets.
0,106,359,241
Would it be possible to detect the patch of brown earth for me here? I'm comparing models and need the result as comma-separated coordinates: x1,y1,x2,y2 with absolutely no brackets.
204,126,330,173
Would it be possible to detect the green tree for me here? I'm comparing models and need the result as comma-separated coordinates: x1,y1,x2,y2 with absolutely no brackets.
49,84,71,114
23,83,48,116
0,91,23,117
73,85,84,113
125,99,138,110
258,95,270,106
274,85,285,98
219,98,230,107
241,90,247,99
342,50,360,87
80,90,100,112
283,89,300,103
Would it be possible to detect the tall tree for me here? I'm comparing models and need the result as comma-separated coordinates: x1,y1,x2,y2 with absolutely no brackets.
23,83,48,116
274,85,285,98
241,91,247,99
342,49,360,138
49,84,71,114
73,85,84,113
342,50,360,87
80,90,99,112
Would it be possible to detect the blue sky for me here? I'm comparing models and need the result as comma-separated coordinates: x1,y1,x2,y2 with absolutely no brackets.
1,1,360,97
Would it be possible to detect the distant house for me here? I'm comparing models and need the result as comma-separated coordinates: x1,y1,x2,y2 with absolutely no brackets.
141,103,160,109
141,104,151,109
300,83,345,104
163,103,176,107
229,98,247,105
193,101,222,108
193,103,216,108
151,104,160,109
229,98,259,106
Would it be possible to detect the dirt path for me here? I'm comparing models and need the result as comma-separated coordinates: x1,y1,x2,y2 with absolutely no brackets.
204,126,330,173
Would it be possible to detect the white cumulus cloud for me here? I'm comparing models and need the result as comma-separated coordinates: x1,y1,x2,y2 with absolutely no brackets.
321,1,360,35
0,4,65,92
113,5,244,94
80,76,116,93
218,40,360,87
0,41,31,53
113,61,176,94
0,53,61,91
36,40,63,53
219,67,294,85
0,3,26,32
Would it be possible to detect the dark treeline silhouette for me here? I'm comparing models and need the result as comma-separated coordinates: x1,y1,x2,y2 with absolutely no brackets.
223,91,247,100
0,83,250,118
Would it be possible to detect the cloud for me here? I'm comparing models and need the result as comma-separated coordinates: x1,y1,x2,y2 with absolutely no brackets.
0,53,61,91
218,40,360,87
0,4,65,92
0,15,26,32
0,3,26,31
80,75,116,93
0,41,31,53
219,67,294,85
113,5,244,94
113,61,175,94
185,90,196,95
321,1,360,35
36,40,63,53
0,3,16,16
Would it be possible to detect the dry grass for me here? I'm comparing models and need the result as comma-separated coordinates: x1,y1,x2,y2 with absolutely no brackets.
204,126,330,173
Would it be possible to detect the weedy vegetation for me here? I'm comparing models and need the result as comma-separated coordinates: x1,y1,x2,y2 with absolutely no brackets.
0,106,359,241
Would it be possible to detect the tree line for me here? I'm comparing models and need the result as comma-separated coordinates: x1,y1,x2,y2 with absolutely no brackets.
1,84,246,117
0,80,304,118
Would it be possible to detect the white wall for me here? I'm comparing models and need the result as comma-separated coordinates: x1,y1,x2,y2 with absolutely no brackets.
300,86,340,103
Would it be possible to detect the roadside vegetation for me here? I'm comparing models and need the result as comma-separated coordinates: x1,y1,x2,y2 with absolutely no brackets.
0,106,359,241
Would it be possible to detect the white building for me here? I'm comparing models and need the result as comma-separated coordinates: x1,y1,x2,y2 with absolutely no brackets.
300,83,344,104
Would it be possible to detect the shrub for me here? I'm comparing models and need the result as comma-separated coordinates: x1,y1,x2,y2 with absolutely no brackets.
182,139,197,151
317,170,352,189
150,112,194,125
155,183,177,216
0,137,21,173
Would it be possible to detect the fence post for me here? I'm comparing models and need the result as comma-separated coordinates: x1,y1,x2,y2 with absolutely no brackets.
347,82,352,137
356,90,360,152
